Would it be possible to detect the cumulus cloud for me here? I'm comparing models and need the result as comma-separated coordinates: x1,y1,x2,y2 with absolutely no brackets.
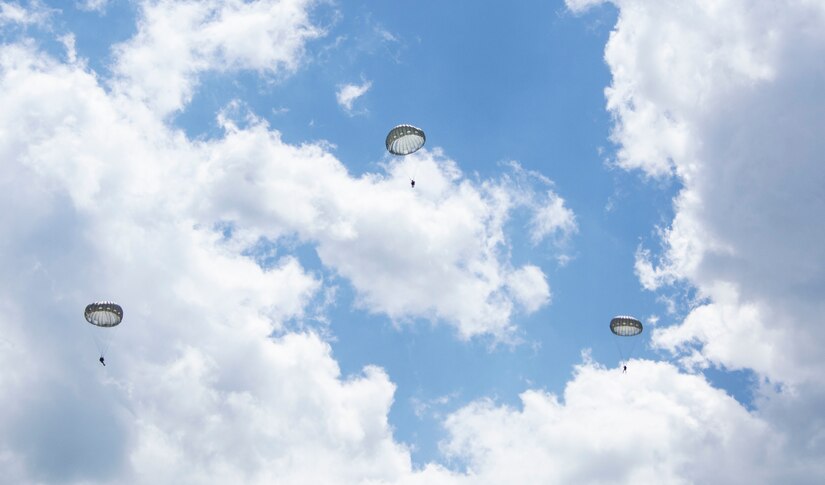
0,0,52,26
1,1,569,341
9,0,819,482
113,0,324,115
568,0,825,385
379,359,822,485
0,11,568,337
336,79,372,114
436,359,795,484
568,0,825,477
0,2,578,479
125,337,415,484
195,130,564,339
0,39,405,483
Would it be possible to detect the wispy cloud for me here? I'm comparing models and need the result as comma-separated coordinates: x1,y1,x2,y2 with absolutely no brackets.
75,0,109,13
0,0,53,26
335,79,371,115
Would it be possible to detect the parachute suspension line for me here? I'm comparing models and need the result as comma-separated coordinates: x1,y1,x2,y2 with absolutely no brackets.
612,336,625,366
88,322,108,357
85,317,110,357
96,333,106,358
82,320,105,358
99,331,113,359
614,336,641,369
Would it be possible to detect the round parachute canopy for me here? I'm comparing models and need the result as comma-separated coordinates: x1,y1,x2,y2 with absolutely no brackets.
386,124,426,156
610,315,642,337
84,301,123,328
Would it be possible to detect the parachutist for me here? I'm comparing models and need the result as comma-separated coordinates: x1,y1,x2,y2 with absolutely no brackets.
610,316,642,373
386,124,425,188
84,301,123,367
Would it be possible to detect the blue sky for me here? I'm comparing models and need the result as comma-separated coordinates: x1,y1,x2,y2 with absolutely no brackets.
1,0,824,483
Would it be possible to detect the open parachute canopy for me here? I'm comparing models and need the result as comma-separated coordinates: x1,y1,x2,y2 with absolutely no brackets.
610,315,643,337
84,301,123,328
386,124,426,156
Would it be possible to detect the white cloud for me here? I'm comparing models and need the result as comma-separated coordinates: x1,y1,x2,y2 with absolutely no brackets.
565,0,607,12
568,0,825,477
0,39,411,483
0,30,569,336
195,131,565,339
9,2,816,483
124,337,414,484
652,282,786,377
113,0,324,115
434,359,801,484
506,265,550,314
0,12,574,478
529,191,577,245
75,0,108,13
1,3,569,342
336,79,372,114
0,1,52,26
569,0,825,387
377,358,823,485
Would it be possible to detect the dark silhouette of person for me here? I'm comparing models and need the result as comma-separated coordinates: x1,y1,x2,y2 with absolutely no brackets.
623,365,627,373
99,356,106,366
410,179,415,188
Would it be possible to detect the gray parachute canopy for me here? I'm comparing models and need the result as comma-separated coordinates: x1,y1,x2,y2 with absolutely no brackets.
84,301,123,328
385,124,426,156
610,315,643,337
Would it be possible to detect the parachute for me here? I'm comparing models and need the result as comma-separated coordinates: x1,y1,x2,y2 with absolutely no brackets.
385,124,426,156
85,302,123,327
610,315,642,370
84,301,123,362
610,315,642,337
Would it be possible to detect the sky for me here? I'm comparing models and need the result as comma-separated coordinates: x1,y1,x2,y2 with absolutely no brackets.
0,0,824,483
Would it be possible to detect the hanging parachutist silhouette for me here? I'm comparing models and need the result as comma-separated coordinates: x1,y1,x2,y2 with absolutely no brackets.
410,179,416,188
99,356,106,366
623,364,627,373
